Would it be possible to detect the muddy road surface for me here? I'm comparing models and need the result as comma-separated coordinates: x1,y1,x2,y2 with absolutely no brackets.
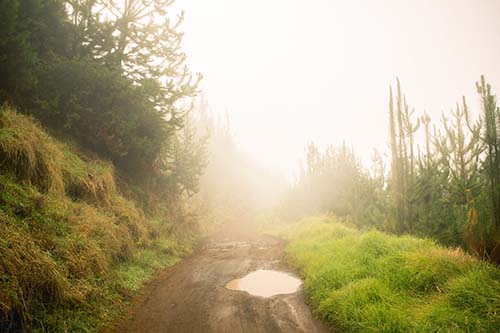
113,223,329,333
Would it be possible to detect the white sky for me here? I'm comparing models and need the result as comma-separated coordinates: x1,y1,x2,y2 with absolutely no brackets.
173,0,500,176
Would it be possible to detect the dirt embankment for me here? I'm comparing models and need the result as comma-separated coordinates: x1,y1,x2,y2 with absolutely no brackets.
111,223,329,332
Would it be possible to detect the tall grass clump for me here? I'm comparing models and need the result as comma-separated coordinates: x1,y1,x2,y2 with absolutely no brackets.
60,148,116,206
0,107,197,331
0,106,63,193
274,216,500,332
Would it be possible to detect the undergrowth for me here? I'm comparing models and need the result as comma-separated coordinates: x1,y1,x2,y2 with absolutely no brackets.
0,107,197,331
269,216,500,332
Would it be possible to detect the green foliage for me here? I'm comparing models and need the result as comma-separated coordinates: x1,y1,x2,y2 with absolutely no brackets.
388,79,422,233
418,268,500,332
154,113,208,197
115,248,180,292
280,143,387,227
0,0,205,193
34,56,170,173
0,109,197,331
283,76,500,263
272,216,500,332
0,0,67,102
386,77,499,261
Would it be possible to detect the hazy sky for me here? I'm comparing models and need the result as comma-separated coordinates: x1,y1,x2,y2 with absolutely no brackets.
173,0,500,176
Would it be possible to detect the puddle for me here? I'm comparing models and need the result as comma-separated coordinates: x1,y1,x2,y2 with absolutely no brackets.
204,241,251,250
226,269,302,297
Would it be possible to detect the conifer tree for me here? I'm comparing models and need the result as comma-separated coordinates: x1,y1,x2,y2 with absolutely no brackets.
476,76,500,232
388,85,403,232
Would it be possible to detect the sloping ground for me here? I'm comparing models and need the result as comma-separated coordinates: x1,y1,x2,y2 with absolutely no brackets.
270,216,500,332
0,107,195,332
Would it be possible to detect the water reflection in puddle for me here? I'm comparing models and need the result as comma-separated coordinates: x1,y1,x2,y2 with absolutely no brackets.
226,269,302,297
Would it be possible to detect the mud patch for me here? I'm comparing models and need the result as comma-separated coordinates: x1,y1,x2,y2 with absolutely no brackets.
111,223,329,332
226,269,302,297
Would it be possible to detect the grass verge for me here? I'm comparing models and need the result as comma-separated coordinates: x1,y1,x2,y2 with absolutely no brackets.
267,216,500,332
0,107,197,331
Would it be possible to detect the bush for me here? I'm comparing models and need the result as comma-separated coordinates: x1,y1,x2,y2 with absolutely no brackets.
33,58,170,174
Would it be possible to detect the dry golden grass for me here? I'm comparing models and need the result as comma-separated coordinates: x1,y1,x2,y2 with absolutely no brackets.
0,212,70,324
0,107,196,331
0,106,64,193
60,146,117,206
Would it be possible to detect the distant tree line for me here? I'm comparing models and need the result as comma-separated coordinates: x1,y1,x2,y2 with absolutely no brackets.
0,0,205,205
191,97,286,225
282,76,500,263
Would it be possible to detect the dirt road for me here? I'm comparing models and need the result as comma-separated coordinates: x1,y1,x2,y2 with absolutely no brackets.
113,223,330,333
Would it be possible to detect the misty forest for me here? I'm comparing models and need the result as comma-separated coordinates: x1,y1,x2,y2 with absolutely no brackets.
0,0,499,332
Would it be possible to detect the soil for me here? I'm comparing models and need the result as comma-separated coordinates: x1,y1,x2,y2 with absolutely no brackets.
110,223,330,333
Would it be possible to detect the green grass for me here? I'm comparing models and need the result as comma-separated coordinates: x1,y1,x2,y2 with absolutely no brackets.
0,168,190,332
115,248,181,292
269,216,500,332
0,107,197,331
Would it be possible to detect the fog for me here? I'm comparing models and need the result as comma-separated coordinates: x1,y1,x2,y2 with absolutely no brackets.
174,0,500,177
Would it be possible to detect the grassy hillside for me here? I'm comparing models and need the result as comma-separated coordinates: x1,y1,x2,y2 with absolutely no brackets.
268,216,500,332
0,107,196,332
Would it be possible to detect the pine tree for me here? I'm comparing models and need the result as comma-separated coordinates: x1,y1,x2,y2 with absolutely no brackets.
476,76,500,231
388,85,403,232
388,79,418,233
